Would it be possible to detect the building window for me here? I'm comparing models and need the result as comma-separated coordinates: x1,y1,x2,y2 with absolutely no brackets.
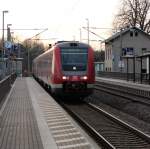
135,31,138,36
130,31,133,37
107,49,109,60
107,48,112,60
105,49,107,60
109,49,111,59
110,49,112,59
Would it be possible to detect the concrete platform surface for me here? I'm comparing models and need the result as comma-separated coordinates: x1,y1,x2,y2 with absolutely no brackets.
27,77,100,149
0,77,44,149
0,77,101,149
96,77,150,91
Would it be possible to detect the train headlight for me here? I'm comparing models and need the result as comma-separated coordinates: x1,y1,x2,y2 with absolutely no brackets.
62,76,69,80
62,76,67,80
81,76,88,80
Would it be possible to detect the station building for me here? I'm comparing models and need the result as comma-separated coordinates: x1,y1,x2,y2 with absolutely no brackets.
104,27,150,73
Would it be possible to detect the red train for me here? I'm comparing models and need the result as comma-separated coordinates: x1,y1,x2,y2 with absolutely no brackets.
33,41,95,97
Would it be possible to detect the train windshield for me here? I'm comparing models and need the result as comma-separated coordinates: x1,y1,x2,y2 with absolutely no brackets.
61,48,88,71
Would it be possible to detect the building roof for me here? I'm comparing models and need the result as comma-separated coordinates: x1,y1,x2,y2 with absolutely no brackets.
104,27,150,44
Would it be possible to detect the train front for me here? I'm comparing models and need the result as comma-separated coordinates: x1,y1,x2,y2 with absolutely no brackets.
54,41,95,97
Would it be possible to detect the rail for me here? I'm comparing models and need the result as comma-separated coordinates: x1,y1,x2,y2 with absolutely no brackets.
60,100,150,148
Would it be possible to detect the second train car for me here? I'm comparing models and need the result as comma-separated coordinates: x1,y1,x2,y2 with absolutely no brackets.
33,41,95,97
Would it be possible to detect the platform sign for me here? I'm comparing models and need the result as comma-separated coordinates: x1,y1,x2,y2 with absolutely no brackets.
4,41,12,49
122,48,134,56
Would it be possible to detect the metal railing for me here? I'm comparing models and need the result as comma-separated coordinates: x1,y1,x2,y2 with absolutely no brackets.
0,73,16,106
0,59,18,81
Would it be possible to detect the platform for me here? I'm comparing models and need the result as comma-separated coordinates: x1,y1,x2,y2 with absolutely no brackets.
0,78,44,149
96,77,150,91
96,77,150,98
0,77,100,149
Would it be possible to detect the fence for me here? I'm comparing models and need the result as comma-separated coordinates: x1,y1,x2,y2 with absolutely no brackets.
0,59,18,81
0,73,16,106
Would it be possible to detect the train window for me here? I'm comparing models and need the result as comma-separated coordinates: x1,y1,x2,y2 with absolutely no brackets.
61,48,88,71
70,43,78,47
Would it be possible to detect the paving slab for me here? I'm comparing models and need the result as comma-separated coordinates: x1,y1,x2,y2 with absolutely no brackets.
0,77,101,149
0,78,44,149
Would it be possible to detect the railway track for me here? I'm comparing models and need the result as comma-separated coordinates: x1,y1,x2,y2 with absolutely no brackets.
95,81,150,107
61,100,150,149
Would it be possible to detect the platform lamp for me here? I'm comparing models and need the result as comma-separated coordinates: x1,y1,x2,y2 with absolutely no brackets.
2,10,9,58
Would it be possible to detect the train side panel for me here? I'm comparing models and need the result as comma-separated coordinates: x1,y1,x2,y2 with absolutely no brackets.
87,47,95,84
50,47,63,93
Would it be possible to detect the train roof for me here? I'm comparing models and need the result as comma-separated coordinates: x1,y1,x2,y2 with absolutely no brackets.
55,41,90,48
33,41,91,62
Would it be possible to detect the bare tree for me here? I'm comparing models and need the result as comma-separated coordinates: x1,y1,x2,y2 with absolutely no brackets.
94,50,105,62
113,0,150,33
22,39,45,73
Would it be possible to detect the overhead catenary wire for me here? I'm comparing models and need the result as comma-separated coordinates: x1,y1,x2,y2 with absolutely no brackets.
0,28,48,30
82,27,105,40
53,0,81,39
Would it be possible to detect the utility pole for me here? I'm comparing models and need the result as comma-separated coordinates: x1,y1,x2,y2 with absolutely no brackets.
86,18,89,44
120,28,123,72
7,24,12,41
28,45,30,76
82,27,105,40
80,28,82,42
27,28,48,75
2,10,8,58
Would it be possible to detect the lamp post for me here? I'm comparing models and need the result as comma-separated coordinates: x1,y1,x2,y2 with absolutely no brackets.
86,18,89,44
2,10,9,58
120,28,123,72
7,24,12,41
27,41,30,76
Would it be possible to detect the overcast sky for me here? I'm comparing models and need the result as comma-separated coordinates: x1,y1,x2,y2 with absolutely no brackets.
0,0,119,47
